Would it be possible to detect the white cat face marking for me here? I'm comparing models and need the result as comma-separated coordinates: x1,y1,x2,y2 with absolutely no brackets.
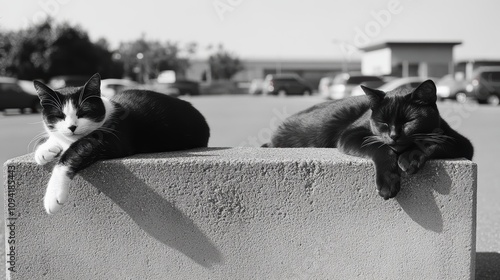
52,100,103,142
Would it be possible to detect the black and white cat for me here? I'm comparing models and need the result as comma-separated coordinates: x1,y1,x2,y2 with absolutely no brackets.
34,73,210,214
264,80,473,199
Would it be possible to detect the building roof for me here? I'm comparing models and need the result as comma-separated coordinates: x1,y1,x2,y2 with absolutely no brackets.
359,41,462,52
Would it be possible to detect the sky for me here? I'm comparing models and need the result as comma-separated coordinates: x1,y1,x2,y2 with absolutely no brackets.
1,0,499,61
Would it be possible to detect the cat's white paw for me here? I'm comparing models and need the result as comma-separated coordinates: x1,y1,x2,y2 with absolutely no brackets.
44,165,71,214
35,144,62,165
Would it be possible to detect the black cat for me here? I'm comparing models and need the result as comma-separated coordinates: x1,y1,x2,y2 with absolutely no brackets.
264,80,473,199
34,73,210,214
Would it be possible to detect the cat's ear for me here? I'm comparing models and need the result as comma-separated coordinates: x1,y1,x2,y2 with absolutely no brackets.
82,73,102,98
360,85,385,106
410,80,437,105
33,80,57,101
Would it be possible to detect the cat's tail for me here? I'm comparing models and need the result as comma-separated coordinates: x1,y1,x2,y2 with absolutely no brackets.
261,143,271,148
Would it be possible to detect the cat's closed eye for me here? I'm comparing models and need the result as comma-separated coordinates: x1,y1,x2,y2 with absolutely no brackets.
53,113,65,119
379,122,389,130
403,118,418,127
77,112,87,118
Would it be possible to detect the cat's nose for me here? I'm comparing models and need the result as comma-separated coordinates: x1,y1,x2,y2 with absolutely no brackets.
389,132,399,140
68,125,77,133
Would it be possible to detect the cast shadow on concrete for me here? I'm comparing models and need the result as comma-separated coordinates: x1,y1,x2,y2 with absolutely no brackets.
476,252,500,280
83,163,223,268
125,147,231,160
396,166,452,233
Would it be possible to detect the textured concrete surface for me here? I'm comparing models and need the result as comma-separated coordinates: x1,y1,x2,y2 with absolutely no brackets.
4,148,476,280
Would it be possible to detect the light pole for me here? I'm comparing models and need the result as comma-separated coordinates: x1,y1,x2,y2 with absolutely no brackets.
136,52,144,83
332,39,352,73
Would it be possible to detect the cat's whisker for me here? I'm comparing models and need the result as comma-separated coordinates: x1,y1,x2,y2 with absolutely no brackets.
28,138,47,153
78,88,83,106
44,91,63,109
412,133,455,144
53,91,63,108
27,132,49,153
41,100,62,111
28,134,48,146
95,127,120,141
362,140,378,146
377,143,387,149
96,126,118,133
361,141,378,148
361,136,384,148
31,131,48,138
415,139,445,145
42,99,61,107
96,128,118,136
79,95,101,107
413,133,454,139
413,137,440,143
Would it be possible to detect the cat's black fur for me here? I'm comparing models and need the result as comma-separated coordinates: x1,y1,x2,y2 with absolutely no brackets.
264,80,473,199
35,73,210,213
37,76,210,177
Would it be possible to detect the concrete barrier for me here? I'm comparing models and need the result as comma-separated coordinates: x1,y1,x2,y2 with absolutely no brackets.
4,148,476,279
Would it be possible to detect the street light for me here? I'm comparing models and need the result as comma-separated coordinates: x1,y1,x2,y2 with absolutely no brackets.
136,52,144,83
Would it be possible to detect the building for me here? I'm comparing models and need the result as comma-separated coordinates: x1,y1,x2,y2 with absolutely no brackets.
185,41,470,89
186,58,361,89
359,41,462,78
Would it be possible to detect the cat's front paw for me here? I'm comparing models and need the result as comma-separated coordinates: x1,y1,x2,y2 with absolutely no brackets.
35,145,62,165
398,149,427,175
376,170,401,200
44,165,71,214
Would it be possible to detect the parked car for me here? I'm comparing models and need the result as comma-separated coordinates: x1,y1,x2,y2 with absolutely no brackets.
172,79,200,96
0,77,41,113
18,80,38,95
328,73,385,99
49,75,89,89
100,79,138,98
318,76,335,98
465,66,500,105
149,81,180,97
380,77,437,92
261,74,312,96
248,79,264,95
201,80,242,95
436,73,468,103
153,79,200,96
351,77,437,96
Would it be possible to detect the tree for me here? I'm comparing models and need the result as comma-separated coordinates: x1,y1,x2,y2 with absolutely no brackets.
208,44,244,80
0,21,52,80
117,37,196,82
47,23,123,78
0,19,123,81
